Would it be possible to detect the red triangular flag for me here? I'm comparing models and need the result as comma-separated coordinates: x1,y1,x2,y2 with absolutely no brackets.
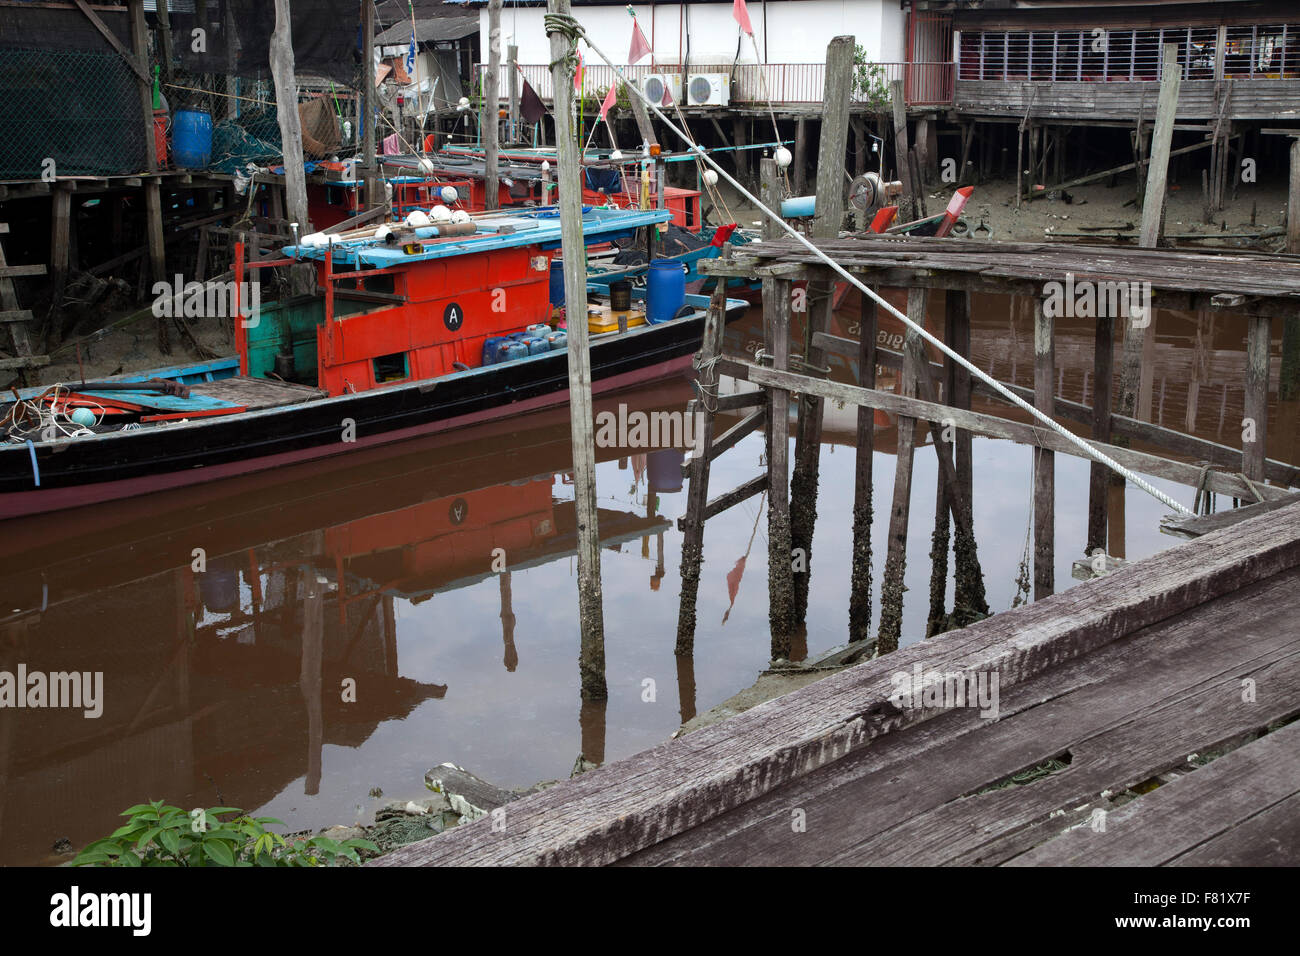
574,47,584,91
661,80,673,106
732,0,754,36
598,82,618,120
629,20,651,65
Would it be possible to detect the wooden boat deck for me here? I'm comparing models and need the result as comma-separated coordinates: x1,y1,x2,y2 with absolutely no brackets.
188,376,326,410
373,499,1300,867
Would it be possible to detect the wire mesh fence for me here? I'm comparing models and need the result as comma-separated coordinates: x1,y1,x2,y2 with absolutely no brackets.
0,46,147,179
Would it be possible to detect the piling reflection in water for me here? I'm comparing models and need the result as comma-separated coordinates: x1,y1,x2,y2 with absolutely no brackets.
0,291,1292,866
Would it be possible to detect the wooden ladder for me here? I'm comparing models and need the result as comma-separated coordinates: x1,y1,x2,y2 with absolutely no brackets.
0,223,51,384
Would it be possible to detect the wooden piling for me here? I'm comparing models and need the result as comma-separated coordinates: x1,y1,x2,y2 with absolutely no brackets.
1243,315,1271,483
484,0,502,211
789,37,854,628
1117,45,1181,431
507,44,519,143
1087,315,1114,553
794,117,808,194
848,292,877,644
877,288,927,654
946,290,987,626
361,0,376,176
675,286,727,656
767,276,796,659
1034,297,1056,600
548,0,606,699
890,80,914,220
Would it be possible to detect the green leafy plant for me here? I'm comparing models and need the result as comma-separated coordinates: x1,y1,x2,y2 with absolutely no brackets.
72,801,378,867
853,45,891,110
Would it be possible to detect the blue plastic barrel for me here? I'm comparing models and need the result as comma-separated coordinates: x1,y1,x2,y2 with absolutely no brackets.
549,259,566,307
524,336,549,355
646,259,686,324
526,323,551,338
501,341,529,363
482,336,505,366
547,331,568,351
172,108,213,168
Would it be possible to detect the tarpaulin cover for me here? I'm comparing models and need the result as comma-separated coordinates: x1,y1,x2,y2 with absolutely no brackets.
171,0,360,84
0,6,133,53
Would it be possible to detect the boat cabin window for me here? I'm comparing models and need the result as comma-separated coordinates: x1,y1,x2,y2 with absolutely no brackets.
373,351,409,383
336,274,397,296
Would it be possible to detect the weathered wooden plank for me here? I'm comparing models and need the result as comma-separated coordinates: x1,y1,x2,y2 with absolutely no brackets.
845,618,1300,865
1161,495,1300,538
629,568,1300,866
1008,719,1300,866
0,355,50,371
1169,791,1300,867
721,358,1293,502
0,265,46,279
707,407,765,463
373,505,1300,867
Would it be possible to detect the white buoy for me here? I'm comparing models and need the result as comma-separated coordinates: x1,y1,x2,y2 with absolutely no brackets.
440,185,459,202
457,96,470,111
418,157,435,175
430,204,452,222
374,225,392,241
300,231,329,248
450,209,471,224
405,210,432,228
541,160,551,172
774,146,792,169
703,169,719,186
610,149,624,161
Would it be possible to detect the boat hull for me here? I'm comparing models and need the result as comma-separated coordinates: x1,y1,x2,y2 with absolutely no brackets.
0,311,726,520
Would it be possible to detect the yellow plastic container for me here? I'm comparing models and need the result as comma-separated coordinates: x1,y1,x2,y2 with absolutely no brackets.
587,304,647,334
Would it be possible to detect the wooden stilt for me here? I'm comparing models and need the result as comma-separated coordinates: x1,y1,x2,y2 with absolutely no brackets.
675,286,728,656
549,0,605,699
484,0,501,210
946,290,987,625
877,288,927,654
47,186,72,343
1034,297,1056,600
1087,315,1114,554
793,117,808,195
848,291,877,644
1243,315,1271,483
767,275,795,659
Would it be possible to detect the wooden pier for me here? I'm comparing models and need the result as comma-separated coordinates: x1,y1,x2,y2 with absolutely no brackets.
373,497,1300,866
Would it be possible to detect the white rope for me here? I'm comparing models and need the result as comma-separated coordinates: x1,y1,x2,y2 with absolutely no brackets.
571,24,1192,516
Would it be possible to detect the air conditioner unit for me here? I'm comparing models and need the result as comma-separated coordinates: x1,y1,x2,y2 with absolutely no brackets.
642,74,682,107
686,73,730,107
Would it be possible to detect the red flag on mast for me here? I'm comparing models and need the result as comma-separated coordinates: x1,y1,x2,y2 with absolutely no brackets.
628,20,652,64
598,82,619,120
732,0,754,36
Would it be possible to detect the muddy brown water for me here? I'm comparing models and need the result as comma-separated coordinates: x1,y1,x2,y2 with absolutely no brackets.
0,291,1294,866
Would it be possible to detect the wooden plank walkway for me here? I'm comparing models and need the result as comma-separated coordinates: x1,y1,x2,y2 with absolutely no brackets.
699,236,1300,317
373,499,1300,867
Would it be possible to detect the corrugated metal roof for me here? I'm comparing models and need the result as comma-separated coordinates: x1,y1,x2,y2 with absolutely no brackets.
375,13,479,46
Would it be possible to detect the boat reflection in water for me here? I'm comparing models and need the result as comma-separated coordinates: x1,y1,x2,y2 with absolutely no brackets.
0,377,707,866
